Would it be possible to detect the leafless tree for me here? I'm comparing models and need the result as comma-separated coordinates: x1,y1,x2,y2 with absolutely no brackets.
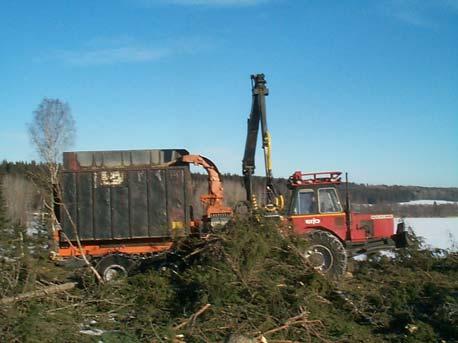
28,98,75,183
28,98,103,281
28,98,75,235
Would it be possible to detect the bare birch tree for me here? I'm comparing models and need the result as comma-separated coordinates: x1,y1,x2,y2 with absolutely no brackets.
28,98,75,184
28,98,75,231
28,98,103,282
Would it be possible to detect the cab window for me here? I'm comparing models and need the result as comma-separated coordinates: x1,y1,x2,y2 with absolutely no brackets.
293,189,315,215
318,188,342,213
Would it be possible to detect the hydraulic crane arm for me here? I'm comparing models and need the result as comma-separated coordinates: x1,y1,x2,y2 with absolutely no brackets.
180,154,233,219
242,74,282,210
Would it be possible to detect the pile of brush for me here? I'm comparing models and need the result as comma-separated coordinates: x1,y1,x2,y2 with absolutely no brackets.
103,218,338,342
1,217,456,342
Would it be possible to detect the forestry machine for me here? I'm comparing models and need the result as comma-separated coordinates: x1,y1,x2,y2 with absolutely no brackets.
242,74,408,278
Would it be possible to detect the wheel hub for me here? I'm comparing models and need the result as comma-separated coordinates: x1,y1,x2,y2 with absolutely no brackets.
103,264,127,281
308,251,325,266
305,244,333,272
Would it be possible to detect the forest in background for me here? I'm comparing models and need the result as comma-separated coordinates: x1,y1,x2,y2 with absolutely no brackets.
1,160,458,226
192,173,458,218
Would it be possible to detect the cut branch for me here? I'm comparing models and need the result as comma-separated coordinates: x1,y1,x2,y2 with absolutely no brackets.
174,303,212,330
0,282,77,305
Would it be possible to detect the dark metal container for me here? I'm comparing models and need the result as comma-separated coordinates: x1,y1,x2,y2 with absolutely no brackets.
59,149,191,242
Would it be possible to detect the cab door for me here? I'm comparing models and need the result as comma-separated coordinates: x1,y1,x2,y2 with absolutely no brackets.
316,187,347,240
288,187,347,241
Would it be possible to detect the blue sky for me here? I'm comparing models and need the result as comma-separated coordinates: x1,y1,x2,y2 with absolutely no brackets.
0,0,457,187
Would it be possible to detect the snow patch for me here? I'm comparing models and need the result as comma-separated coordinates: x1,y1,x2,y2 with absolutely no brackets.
398,200,458,205
399,217,458,250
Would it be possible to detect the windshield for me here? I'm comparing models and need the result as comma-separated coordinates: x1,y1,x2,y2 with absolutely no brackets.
318,188,343,213
292,189,315,215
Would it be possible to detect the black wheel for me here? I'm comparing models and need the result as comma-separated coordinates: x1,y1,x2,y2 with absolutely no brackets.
95,254,136,282
304,230,347,279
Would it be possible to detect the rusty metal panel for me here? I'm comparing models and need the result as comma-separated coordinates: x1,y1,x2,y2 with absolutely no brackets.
103,151,123,168
93,185,112,239
166,168,186,237
122,151,131,167
76,172,93,240
75,152,93,168
60,150,191,242
94,152,104,168
111,183,129,239
150,150,162,165
131,150,150,166
63,149,189,171
61,173,77,240
148,169,168,237
129,170,149,238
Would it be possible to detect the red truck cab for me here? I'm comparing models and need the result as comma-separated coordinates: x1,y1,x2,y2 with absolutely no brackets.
285,171,408,277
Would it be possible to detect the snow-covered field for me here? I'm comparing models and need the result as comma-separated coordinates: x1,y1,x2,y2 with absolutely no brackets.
398,200,458,205
399,217,458,250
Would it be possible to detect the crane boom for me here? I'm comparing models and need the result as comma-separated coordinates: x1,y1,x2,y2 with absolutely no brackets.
181,154,233,219
242,74,280,209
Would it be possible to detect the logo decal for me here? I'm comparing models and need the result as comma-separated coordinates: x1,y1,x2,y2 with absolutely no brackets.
370,215,393,220
95,171,125,187
305,218,321,225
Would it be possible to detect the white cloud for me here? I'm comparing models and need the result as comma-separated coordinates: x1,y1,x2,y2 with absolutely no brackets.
55,36,209,66
382,0,458,27
443,0,458,11
390,8,433,28
58,46,170,66
137,0,269,6
169,0,267,5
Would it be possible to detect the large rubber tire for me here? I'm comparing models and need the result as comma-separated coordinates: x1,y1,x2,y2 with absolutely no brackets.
304,230,348,280
95,254,136,282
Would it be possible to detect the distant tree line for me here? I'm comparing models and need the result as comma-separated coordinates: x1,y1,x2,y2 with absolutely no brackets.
1,161,457,222
0,160,44,176
209,173,458,205
194,173,458,218
0,161,46,226
345,183,458,204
